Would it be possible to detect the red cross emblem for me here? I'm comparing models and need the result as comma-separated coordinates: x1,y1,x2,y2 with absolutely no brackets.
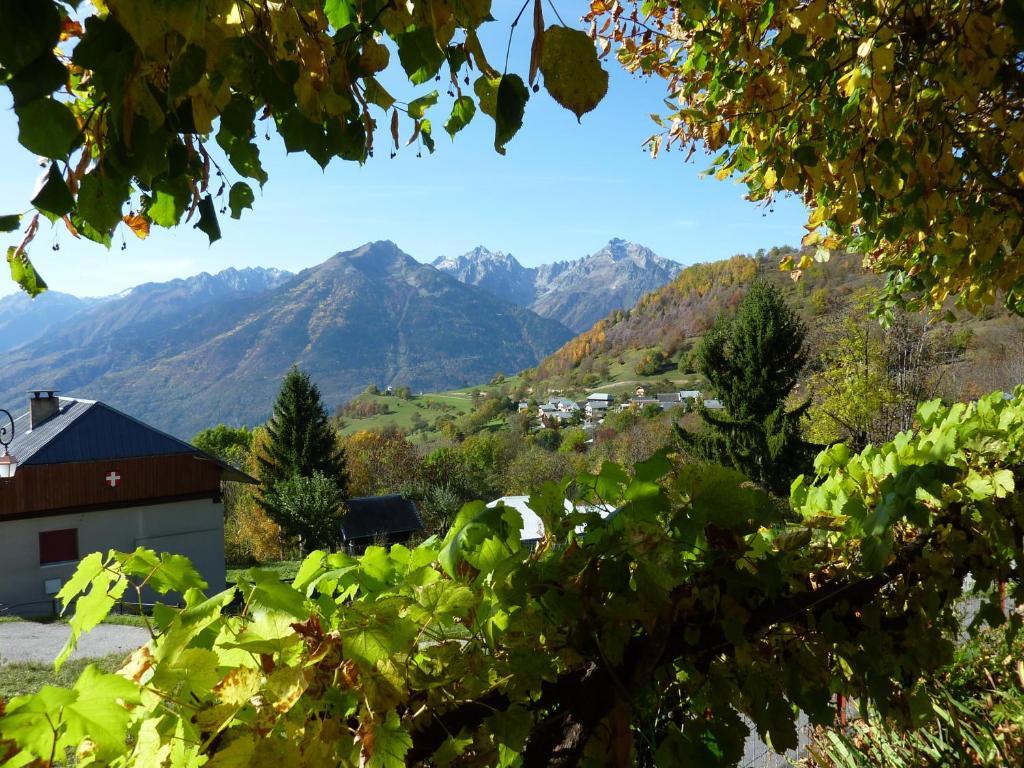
105,471,121,488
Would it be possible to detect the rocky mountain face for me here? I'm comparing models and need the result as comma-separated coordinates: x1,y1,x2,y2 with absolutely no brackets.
432,238,683,333
431,247,536,307
0,243,571,437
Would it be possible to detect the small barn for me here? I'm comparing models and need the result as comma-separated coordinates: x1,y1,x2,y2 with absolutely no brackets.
340,494,424,553
0,391,252,615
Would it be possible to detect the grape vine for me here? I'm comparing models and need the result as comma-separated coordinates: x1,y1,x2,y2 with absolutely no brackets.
1,390,1022,766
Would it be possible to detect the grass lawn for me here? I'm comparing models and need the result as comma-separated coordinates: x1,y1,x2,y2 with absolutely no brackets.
0,613,150,627
336,392,474,442
0,653,124,699
226,560,302,584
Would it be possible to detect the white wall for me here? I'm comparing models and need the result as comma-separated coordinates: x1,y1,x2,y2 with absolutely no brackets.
0,498,225,616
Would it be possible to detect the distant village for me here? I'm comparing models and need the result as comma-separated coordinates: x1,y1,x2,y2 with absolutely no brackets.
523,388,723,429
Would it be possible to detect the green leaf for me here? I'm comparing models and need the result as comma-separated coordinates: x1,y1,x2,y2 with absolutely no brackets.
64,664,142,760
363,77,395,110
363,710,413,768
16,98,79,158
31,164,74,218
407,90,439,120
147,177,190,227
56,563,127,670
169,44,206,98
0,685,77,757
324,0,355,29
444,96,476,138
194,194,222,243
539,25,608,120
793,144,818,167
420,118,435,153
7,52,67,106
7,246,48,297
228,182,255,219
0,0,61,73
77,168,129,233
396,28,445,85
492,74,529,155
237,568,309,618
0,214,20,232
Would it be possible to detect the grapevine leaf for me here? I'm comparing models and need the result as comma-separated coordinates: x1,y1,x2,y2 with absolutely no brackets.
0,685,77,757
361,710,412,768
539,25,608,120
237,568,309,618
56,559,128,670
64,665,142,760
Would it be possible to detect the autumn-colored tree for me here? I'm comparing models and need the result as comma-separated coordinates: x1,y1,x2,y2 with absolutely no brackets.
342,429,421,498
592,1,1024,316
1,0,610,294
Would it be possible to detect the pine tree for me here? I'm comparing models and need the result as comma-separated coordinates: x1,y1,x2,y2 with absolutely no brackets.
678,280,815,495
258,367,347,526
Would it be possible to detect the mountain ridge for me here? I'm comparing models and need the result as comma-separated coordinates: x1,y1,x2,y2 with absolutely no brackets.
432,239,683,332
0,242,571,436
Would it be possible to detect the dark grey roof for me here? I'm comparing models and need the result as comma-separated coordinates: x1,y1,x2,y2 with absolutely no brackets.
5,397,253,481
340,495,423,542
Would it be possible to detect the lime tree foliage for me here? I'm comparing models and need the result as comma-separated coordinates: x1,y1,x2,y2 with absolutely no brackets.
259,367,348,541
679,280,815,495
1,391,1022,766
590,1,1024,316
0,0,609,295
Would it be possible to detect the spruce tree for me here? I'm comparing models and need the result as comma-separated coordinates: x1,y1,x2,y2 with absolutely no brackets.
678,280,815,495
258,367,347,524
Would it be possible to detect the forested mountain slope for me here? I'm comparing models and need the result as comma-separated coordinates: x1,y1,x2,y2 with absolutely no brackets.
527,249,1021,394
0,243,571,436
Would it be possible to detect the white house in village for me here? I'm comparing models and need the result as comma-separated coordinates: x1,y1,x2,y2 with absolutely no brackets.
0,390,252,615
487,496,614,547
585,393,614,418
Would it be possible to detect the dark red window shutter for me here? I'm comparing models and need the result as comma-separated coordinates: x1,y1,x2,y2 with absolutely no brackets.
39,528,78,565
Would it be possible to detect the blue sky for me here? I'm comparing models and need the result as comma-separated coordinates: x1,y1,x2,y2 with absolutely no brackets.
0,8,809,298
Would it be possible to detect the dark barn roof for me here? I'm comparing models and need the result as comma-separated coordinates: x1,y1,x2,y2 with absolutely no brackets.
7,397,252,482
340,495,424,542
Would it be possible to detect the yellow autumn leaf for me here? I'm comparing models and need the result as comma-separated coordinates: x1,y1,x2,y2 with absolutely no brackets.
122,214,150,240
763,167,778,189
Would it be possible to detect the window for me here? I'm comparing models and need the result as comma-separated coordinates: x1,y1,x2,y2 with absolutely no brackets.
39,528,78,565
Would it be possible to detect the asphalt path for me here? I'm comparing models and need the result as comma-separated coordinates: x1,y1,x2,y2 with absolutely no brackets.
0,621,148,664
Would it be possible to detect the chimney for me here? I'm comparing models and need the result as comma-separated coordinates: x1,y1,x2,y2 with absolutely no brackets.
28,390,60,429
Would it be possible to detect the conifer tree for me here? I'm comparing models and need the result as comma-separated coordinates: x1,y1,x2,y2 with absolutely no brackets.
678,280,814,495
258,367,347,525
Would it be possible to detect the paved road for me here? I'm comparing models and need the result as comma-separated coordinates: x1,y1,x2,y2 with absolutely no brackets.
0,622,149,664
